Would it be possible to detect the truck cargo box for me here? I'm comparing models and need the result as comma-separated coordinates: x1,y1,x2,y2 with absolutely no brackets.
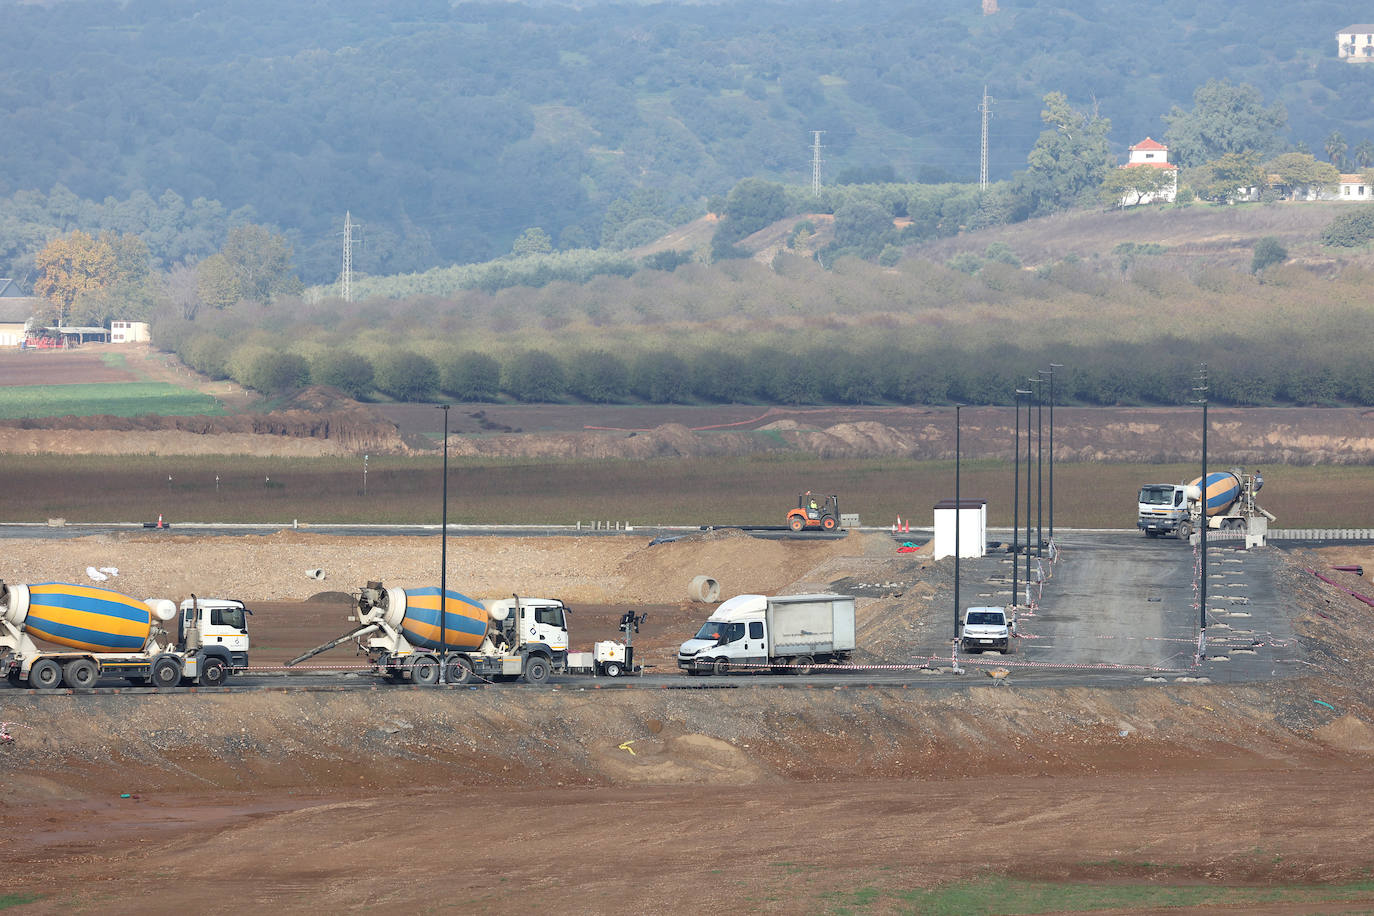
765,594,856,656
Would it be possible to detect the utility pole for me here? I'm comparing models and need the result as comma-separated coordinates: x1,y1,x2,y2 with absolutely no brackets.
341,211,359,303
1013,388,1032,610
1025,376,1038,590
1192,364,1209,662
811,131,825,195
1048,363,1062,541
437,404,450,685
954,405,963,655
979,87,992,193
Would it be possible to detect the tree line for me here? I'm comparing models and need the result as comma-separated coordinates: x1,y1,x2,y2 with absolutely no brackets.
154,328,1374,409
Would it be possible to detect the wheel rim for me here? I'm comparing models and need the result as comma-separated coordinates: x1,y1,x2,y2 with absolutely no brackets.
447,659,472,683
65,660,97,688
412,659,439,685
31,660,61,689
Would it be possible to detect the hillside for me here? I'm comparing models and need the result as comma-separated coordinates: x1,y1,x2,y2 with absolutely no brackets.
4,0,1374,282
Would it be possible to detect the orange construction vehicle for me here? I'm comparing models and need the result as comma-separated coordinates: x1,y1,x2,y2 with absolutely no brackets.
787,491,840,531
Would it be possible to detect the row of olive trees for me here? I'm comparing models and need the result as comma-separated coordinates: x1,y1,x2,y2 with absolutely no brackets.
169,331,1374,408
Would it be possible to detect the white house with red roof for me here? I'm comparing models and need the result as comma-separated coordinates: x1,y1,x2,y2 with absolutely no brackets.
1338,24,1374,60
1338,173,1374,200
1117,137,1179,206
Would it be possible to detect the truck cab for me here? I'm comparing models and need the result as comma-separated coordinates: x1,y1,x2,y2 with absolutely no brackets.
177,597,251,677
677,594,769,674
1138,484,1187,538
960,606,1012,654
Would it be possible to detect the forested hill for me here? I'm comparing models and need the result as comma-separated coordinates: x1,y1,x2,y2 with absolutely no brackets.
2,0,1372,283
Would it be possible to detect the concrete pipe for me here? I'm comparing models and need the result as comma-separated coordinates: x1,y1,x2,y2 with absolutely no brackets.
689,575,720,603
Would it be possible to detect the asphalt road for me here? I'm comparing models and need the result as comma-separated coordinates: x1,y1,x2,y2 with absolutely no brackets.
894,530,1297,685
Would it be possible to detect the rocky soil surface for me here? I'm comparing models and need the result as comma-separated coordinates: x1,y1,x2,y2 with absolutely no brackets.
3,536,1374,913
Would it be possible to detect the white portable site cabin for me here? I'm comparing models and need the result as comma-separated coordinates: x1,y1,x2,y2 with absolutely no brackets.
932,497,987,559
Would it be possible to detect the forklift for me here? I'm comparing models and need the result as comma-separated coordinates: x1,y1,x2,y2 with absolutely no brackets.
787,492,840,531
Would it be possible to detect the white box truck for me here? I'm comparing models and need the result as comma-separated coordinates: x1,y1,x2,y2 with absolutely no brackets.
677,593,856,676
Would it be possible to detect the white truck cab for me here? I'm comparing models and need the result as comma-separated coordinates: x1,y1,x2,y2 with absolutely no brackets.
677,594,770,674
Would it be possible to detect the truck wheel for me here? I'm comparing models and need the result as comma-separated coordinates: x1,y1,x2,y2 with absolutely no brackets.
602,661,623,678
410,657,440,686
63,658,98,689
792,655,814,676
446,657,474,684
1176,521,1192,541
821,515,837,531
1143,529,1158,538
150,656,181,688
789,516,805,532
712,657,730,677
199,658,228,687
523,656,551,685
29,658,62,690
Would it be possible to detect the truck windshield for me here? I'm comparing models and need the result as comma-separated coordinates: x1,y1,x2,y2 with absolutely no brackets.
965,612,1004,626
1139,486,1176,506
694,621,744,643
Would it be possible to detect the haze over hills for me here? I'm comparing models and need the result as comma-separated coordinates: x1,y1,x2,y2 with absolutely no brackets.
2,0,1373,283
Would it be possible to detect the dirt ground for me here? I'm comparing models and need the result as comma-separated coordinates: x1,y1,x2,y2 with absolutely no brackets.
4,537,1374,913
8,349,1374,911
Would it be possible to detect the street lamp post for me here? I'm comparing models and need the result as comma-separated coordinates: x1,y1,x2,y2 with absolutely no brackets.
1193,365,1209,658
1035,370,1045,559
954,404,962,650
1013,388,1032,609
1025,377,1039,589
437,405,450,685
1047,363,1062,541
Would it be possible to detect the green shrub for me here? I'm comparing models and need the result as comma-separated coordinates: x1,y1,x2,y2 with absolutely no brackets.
503,350,566,402
374,351,439,401
311,350,374,399
1321,205,1374,247
244,350,310,393
947,252,983,274
186,334,233,380
984,241,1021,267
567,350,631,402
1251,236,1287,273
438,350,501,401
631,350,692,403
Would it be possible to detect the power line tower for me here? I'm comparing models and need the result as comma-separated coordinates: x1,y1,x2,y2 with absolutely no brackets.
979,86,993,192
810,130,825,194
340,211,359,302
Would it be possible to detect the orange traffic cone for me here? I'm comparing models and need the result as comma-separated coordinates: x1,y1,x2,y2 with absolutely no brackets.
156,514,163,529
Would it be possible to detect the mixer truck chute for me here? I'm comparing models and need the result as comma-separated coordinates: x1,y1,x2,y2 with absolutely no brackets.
0,581,251,690
287,582,636,685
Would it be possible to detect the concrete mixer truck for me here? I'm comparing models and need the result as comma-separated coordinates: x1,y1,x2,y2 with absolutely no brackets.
1137,468,1274,542
0,580,251,690
286,581,635,685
